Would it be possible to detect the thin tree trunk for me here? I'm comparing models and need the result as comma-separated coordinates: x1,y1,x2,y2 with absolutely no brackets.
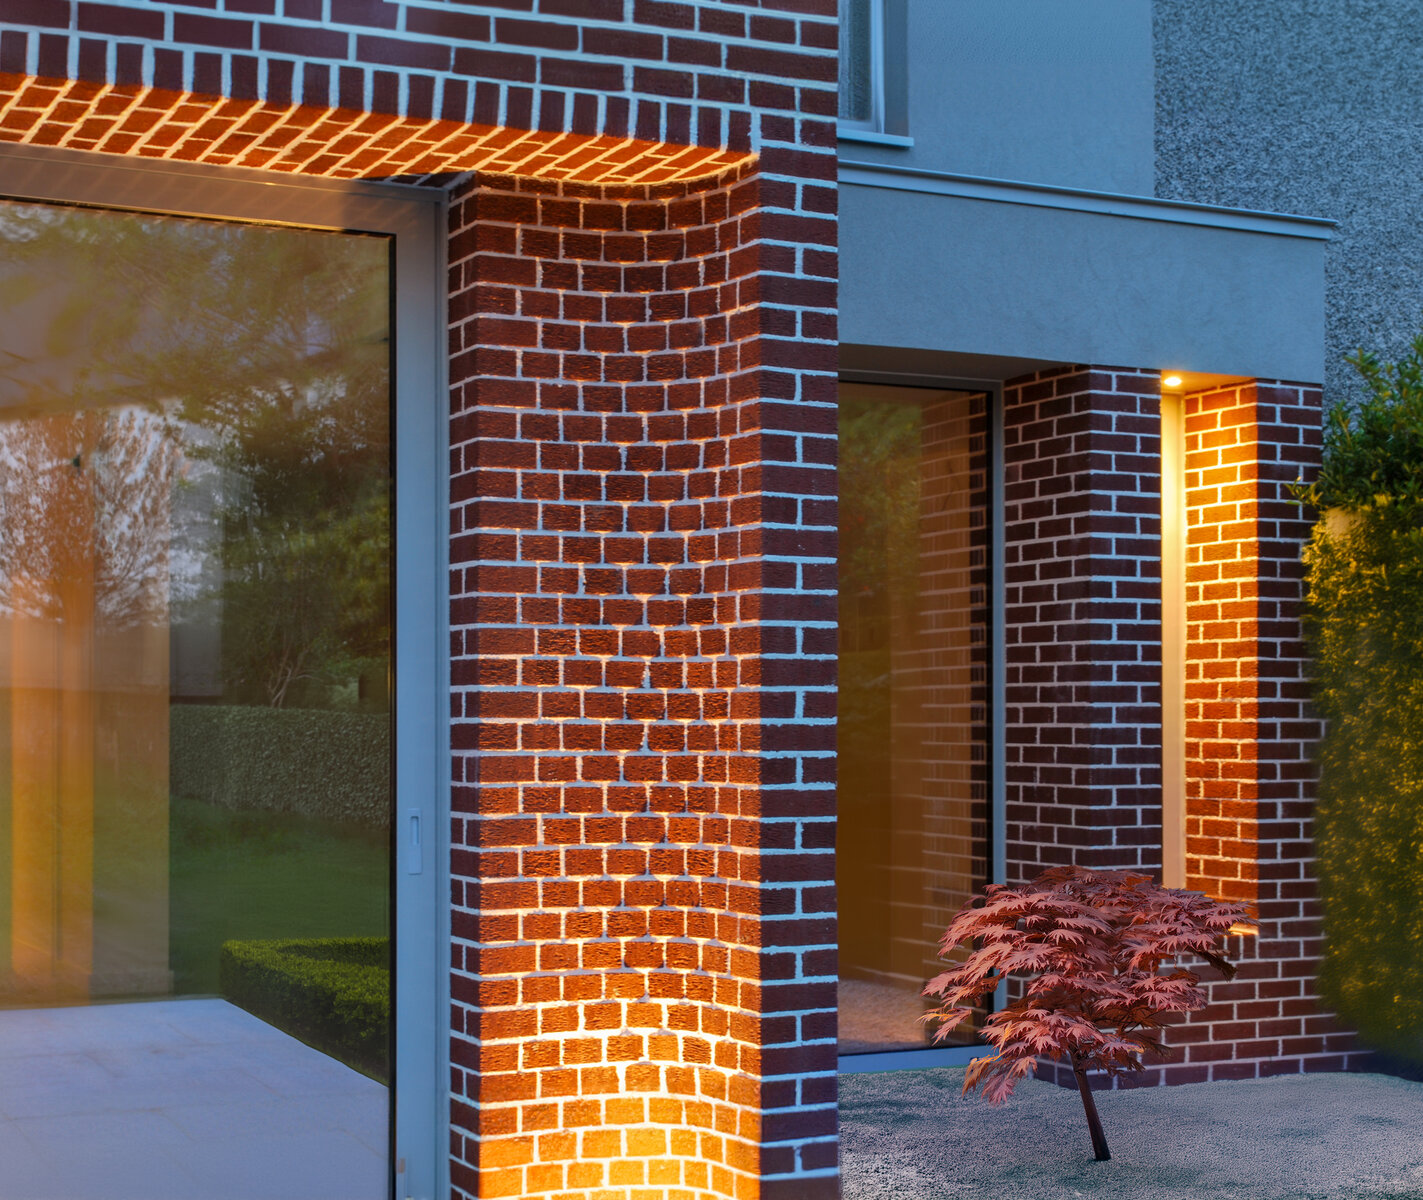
1071,1055,1111,1161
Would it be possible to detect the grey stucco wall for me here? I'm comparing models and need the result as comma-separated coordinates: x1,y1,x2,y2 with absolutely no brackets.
839,181,1326,382
846,0,1154,194
1155,0,1423,407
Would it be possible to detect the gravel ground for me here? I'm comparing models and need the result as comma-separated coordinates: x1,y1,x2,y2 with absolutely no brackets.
840,1067,1423,1200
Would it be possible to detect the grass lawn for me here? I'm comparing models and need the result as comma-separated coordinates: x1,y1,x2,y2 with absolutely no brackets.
168,794,388,996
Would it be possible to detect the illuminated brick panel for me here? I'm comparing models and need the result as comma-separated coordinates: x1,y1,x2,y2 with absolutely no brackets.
445,163,837,1198
1157,379,1364,1085
0,2,841,1197
1001,366,1166,884
1027,377,1364,1090
0,73,750,183
1183,382,1319,906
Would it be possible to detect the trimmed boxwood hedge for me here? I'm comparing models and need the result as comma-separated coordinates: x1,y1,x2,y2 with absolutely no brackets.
170,705,390,828
219,937,390,1082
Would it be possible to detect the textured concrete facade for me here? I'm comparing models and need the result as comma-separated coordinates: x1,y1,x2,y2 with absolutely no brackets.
1155,0,1423,409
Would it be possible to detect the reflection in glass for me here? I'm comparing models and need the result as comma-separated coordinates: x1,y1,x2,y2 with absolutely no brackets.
837,383,991,1055
837,0,876,125
0,199,391,1196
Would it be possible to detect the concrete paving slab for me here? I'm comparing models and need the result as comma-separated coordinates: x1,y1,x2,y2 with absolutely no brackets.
0,998,387,1200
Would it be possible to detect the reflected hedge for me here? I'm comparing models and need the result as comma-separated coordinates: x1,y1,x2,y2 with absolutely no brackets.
220,936,389,1081
170,704,390,829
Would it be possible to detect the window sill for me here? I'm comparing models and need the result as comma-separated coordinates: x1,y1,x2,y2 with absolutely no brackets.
837,126,914,149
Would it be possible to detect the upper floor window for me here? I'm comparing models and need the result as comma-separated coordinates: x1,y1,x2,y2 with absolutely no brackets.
838,0,884,131
838,0,911,146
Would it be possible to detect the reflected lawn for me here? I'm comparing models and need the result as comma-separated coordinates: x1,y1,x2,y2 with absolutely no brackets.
168,794,388,996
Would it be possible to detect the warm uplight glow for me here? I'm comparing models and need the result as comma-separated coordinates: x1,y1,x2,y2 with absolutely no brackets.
0,76,754,185
1160,392,1185,889
1183,381,1266,907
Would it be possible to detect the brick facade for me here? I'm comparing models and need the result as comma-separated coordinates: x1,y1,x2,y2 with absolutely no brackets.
0,1,1368,1191
0,1,833,161
0,72,749,182
446,164,837,1198
1005,368,1362,1089
0,3,839,1197
1002,366,1166,884
1183,381,1319,908
1168,379,1363,1084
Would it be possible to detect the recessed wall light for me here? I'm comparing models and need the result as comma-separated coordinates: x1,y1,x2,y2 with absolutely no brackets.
1163,374,1183,388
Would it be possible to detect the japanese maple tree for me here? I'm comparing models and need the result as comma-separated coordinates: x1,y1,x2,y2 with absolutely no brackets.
922,866,1252,1161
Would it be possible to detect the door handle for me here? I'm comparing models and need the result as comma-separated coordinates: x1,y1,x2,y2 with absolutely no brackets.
405,809,423,875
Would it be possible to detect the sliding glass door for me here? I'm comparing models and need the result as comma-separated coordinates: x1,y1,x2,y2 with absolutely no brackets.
837,382,993,1058
0,154,442,1200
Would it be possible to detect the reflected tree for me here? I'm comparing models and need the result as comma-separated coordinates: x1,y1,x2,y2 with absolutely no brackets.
0,409,177,629
838,397,921,640
0,202,391,709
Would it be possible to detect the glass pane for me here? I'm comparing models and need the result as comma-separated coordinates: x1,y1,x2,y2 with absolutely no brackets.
837,383,991,1055
839,0,875,124
0,198,392,1198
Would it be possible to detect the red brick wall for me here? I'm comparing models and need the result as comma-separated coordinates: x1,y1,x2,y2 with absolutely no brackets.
1184,381,1318,906
446,164,837,1199
1161,379,1364,1084
1011,373,1364,1090
1002,366,1166,883
0,1,836,157
0,72,749,182
0,3,841,1197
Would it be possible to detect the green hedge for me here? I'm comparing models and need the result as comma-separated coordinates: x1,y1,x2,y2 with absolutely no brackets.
170,705,390,828
1300,337,1423,1065
219,937,389,1082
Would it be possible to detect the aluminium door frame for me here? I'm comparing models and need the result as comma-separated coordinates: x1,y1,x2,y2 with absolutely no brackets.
0,142,451,1200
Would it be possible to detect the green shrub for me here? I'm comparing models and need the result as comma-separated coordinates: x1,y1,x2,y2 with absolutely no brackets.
1299,336,1423,1064
170,705,390,828
219,937,390,1081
